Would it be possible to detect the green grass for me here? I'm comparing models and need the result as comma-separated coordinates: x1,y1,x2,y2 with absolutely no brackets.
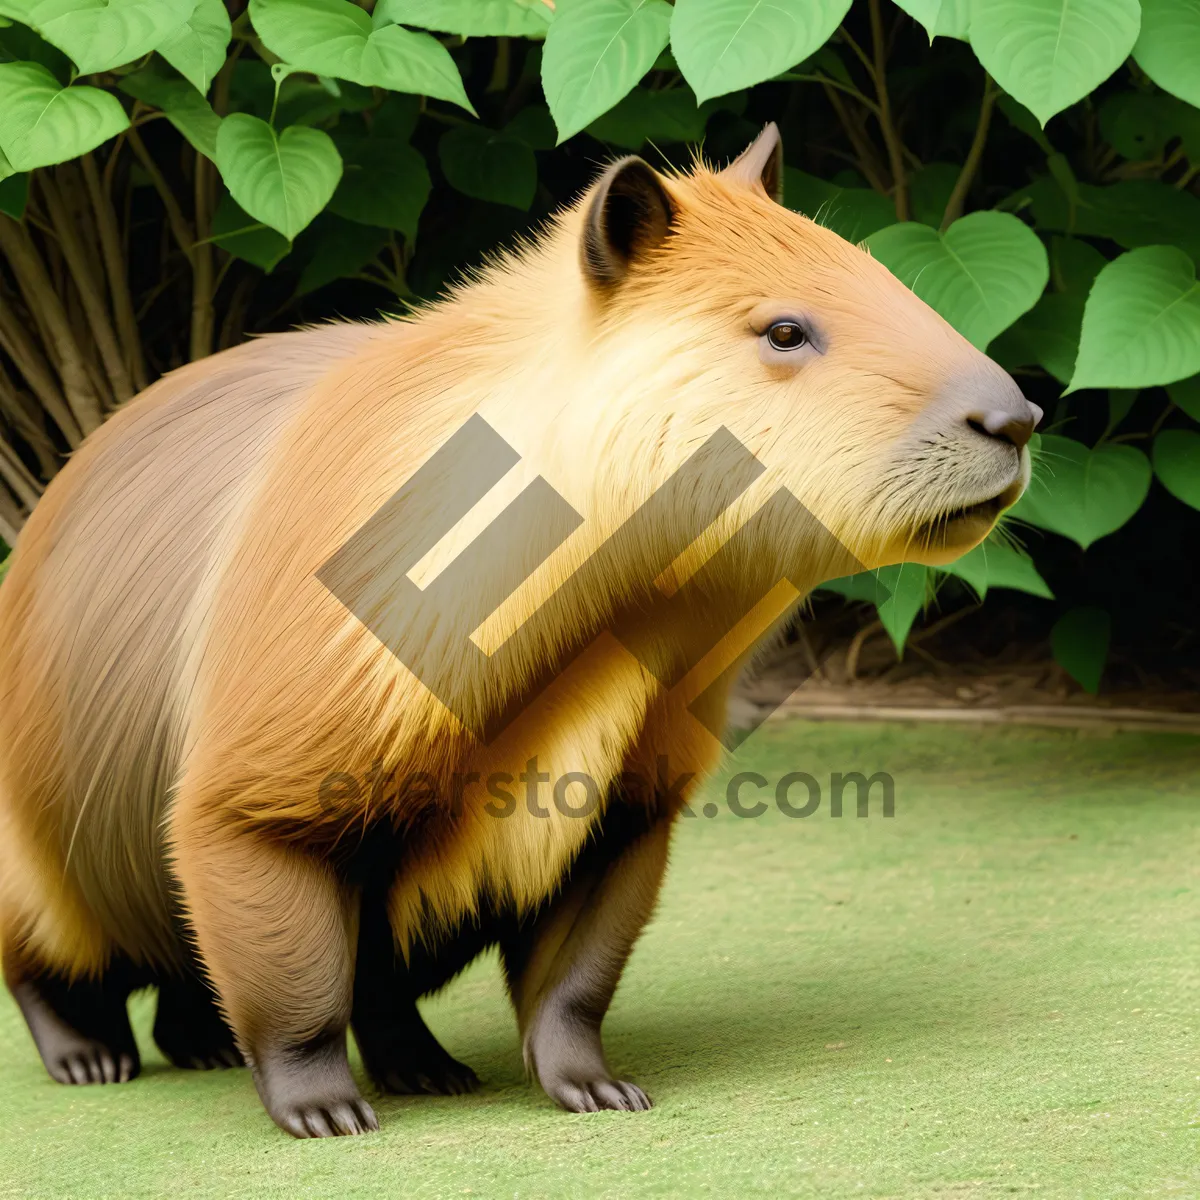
2,722,1198,1199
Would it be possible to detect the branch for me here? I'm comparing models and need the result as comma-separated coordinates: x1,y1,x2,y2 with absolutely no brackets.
0,287,84,446
81,152,148,392
0,213,104,435
820,82,891,195
127,125,196,268
0,481,24,546
0,431,44,510
940,75,998,230
869,0,909,221
190,151,216,361
40,165,131,407
0,358,60,479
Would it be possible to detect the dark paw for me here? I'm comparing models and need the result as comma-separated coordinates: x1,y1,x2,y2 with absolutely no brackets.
272,1096,380,1139
547,1077,652,1113
47,1039,138,1086
162,1044,244,1071
372,1055,480,1096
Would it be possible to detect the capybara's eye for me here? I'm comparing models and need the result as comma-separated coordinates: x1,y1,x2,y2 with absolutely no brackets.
767,321,806,351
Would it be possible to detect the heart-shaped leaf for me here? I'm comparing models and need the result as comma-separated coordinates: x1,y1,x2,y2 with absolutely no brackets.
875,563,929,653
1010,433,1151,548
892,0,972,41
671,0,853,104
0,62,129,171
1051,606,1110,693
214,113,342,240
120,65,221,158
1134,0,1200,110
1069,246,1200,392
1168,374,1200,423
0,0,194,74
329,136,430,236
969,0,1141,126
210,192,291,270
250,0,475,113
157,0,231,95
942,536,1053,600
784,167,896,243
542,0,672,143
587,89,742,151
1152,429,1200,509
0,167,28,218
867,211,1049,349
374,0,553,37
296,213,390,295
438,125,536,210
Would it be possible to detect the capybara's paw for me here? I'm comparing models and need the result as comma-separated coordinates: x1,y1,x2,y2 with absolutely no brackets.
546,1076,652,1113
372,1054,480,1096
254,1034,379,1138
46,1036,138,1086
167,1045,244,1071
272,1096,379,1139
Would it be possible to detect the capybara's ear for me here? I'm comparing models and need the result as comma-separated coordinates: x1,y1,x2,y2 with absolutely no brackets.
721,122,784,204
581,157,675,287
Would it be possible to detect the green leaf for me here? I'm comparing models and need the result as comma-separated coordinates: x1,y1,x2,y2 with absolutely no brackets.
891,0,972,41
0,62,129,171
157,0,231,95
942,536,1053,600
329,136,430,236
1051,606,1110,693
374,0,553,37
867,212,1049,350
1069,246,1200,392
214,113,342,240
1011,433,1151,548
0,19,72,80
994,290,1086,383
542,0,672,143
908,162,960,228
969,0,1141,126
250,0,475,113
783,168,895,243
1151,428,1200,509
1027,178,1200,266
0,166,28,217
1105,389,1139,435
586,86,733,150
296,213,390,295
1134,0,1200,110
439,124,537,210
0,0,194,75
671,0,854,104
505,104,557,151
1168,375,1200,423
875,563,928,654
210,191,291,270
1099,91,1193,162
119,64,221,159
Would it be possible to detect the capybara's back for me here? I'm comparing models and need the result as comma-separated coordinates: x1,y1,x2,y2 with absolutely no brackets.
0,325,377,973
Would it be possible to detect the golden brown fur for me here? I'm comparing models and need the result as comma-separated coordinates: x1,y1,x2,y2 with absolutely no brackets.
0,129,1034,1135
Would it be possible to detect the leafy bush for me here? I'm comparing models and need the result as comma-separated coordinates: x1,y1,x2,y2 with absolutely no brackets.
1,0,1198,692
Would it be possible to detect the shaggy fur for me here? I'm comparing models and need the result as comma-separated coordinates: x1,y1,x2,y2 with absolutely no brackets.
0,128,1032,1137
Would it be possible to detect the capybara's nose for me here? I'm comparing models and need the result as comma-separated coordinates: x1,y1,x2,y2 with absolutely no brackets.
966,400,1042,450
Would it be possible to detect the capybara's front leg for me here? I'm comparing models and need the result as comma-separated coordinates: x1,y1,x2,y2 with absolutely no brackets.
502,815,671,1113
169,808,376,1138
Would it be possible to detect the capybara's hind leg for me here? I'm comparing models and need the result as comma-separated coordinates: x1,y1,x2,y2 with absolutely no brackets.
2,942,139,1085
154,967,243,1070
351,887,479,1096
170,808,377,1138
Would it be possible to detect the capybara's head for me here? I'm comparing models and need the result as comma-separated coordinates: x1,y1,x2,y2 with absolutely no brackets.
534,124,1038,583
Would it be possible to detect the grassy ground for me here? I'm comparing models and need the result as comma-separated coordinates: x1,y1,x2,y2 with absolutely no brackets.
1,721,1197,1199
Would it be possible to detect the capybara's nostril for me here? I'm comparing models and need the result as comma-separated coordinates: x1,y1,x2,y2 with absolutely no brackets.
966,405,1039,450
